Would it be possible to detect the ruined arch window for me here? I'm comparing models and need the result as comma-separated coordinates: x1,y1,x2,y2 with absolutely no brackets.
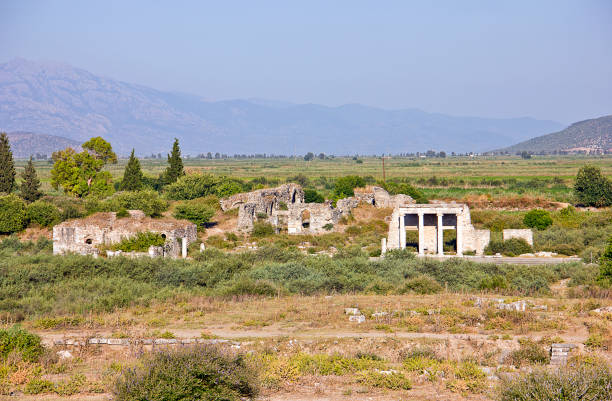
291,191,297,203
85,238,92,245
301,209,311,228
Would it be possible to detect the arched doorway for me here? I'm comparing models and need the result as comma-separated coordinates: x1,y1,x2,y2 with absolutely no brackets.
301,209,311,229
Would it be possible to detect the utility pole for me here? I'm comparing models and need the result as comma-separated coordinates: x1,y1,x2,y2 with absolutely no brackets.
381,155,389,182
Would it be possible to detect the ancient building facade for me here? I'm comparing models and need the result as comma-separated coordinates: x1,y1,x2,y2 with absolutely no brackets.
53,210,197,258
229,184,414,235
386,203,490,256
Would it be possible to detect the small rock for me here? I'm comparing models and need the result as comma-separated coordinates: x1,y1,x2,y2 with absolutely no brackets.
57,350,73,360
344,307,361,315
349,315,366,323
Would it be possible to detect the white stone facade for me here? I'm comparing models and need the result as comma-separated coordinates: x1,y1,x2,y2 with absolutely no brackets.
387,203,490,256
502,229,533,245
53,210,197,258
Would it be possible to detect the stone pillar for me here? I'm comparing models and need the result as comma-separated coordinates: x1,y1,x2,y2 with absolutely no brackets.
381,238,387,255
399,214,406,249
456,213,463,256
437,213,444,256
418,212,424,256
181,238,187,259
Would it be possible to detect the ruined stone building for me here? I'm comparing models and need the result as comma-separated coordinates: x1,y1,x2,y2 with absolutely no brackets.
53,210,197,258
226,184,415,235
386,203,491,256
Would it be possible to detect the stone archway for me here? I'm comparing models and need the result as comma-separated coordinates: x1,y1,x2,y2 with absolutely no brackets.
301,209,311,228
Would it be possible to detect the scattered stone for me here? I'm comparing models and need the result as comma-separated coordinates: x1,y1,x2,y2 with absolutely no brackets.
591,306,612,314
57,350,72,360
372,311,388,318
344,308,361,315
496,300,526,312
349,315,366,323
550,343,577,366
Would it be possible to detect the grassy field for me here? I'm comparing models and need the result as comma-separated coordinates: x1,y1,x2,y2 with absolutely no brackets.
15,154,612,201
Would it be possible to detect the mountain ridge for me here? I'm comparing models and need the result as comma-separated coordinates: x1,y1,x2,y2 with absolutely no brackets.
496,115,612,154
0,58,564,155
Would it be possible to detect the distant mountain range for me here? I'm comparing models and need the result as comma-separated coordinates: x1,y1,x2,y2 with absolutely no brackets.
6,131,80,159
0,58,564,155
497,115,612,154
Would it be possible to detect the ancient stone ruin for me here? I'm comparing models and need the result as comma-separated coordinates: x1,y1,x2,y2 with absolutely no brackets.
225,184,414,234
386,202,492,256
53,210,197,258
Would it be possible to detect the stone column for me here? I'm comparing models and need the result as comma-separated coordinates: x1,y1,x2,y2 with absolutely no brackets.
456,213,463,256
181,238,187,259
381,238,387,255
437,213,444,256
399,214,406,249
418,212,424,256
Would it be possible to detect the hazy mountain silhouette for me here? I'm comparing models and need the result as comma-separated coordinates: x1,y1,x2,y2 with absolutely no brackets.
6,131,81,159
0,58,563,155
497,115,612,154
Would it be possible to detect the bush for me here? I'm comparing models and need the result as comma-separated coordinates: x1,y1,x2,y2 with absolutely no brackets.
0,194,26,233
333,175,365,199
113,345,259,401
523,209,552,230
598,237,612,283
304,189,325,203
164,174,244,200
252,222,275,237
26,201,61,227
382,181,428,204
399,275,442,294
574,165,612,207
102,190,168,217
109,232,166,252
485,238,532,256
508,339,549,367
173,201,216,227
499,359,612,401
0,326,45,362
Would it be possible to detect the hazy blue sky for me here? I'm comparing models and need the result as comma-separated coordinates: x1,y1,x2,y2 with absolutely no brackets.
1,0,611,123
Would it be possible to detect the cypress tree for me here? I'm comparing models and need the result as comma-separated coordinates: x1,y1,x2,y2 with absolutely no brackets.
163,138,185,184
20,156,42,202
0,133,16,194
120,149,144,190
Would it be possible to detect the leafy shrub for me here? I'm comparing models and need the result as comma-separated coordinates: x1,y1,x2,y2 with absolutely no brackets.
523,209,552,230
382,181,428,203
0,194,26,233
499,358,612,401
0,326,45,362
399,275,442,294
113,345,259,401
109,232,166,252
485,238,532,256
508,339,549,367
304,189,324,203
598,237,612,284
356,370,412,390
252,222,275,237
26,201,61,227
164,174,245,200
101,190,168,217
219,278,280,297
24,378,55,394
173,201,216,227
333,175,365,199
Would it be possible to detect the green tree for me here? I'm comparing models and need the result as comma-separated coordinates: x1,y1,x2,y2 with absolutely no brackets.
20,156,42,202
333,175,366,199
598,238,612,283
0,194,27,233
574,165,612,207
0,133,16,194
120,149,144,191
304,189,325,203
304,152,314,161
161,138,184,185
523,209,552,230
50,137,117,197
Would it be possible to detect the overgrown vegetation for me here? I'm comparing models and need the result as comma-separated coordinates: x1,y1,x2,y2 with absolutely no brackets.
113,345,259,401
107,232,166,252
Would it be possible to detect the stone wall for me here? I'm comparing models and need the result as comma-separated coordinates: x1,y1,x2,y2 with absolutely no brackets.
503,229,533,246
53,211,197,258
286,203,342,234
221,183,303,211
